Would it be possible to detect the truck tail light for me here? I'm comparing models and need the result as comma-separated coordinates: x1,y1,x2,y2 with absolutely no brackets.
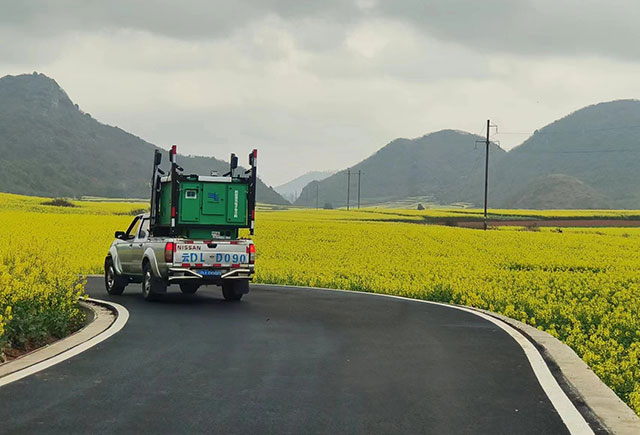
247,244,256,263
165,242,175,263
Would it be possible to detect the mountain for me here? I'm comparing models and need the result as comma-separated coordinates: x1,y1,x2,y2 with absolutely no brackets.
492,100,640,209
297,100,640,210
274,170,335,202
506,174,610,209
295,130,506,208
0,73,289,204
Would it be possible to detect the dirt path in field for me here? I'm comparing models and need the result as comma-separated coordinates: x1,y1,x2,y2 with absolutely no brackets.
452,219,640,228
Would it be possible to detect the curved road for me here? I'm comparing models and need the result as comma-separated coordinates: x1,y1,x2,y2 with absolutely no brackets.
0,278,573,434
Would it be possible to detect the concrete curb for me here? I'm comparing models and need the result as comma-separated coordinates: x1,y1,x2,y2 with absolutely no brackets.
470,308,640,435
0,298,127,386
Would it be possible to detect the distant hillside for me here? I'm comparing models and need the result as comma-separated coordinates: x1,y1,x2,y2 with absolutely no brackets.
0,73,289,204
492,100,640,208
275,170,335,202
297,100,640,210
507,174,610,209
295,130,506,208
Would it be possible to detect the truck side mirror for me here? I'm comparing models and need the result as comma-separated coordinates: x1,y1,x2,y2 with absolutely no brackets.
154,151,162,165
115,231,126,239
230,153,238,170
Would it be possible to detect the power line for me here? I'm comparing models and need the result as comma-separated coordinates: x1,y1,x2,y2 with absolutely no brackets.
476,123,489,138
496,123,640,136
513,149,640,154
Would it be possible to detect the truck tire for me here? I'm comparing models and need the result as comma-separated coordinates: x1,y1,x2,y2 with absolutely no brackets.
105,257,127,295
222,280,248,301
180,282,200,294
142,262,166,301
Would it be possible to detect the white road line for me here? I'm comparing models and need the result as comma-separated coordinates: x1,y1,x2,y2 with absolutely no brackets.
433,302,593,435
254,284,594,435
0,298,129,387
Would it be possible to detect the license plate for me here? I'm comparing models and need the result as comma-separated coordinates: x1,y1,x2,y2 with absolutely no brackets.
196,269,221,277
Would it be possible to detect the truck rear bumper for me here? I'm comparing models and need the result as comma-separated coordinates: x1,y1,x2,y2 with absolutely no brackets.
167,266,254,282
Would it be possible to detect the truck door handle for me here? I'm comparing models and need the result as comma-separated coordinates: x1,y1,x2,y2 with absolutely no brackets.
138,243,143,247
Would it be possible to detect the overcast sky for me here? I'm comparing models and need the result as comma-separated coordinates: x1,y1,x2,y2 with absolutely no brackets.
2,1,640,185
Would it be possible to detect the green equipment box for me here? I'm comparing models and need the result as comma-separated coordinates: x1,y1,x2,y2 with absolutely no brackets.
157,179,248,227
149,147,258,240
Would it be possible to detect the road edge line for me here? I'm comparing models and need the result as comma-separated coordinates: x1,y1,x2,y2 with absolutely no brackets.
470,307,640,435
0,298,129,387
253,283,596,434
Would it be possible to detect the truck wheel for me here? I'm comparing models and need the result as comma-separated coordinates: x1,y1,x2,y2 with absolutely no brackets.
142,262,166,301
180,283,200,294
222,280,248,301
105,257,127,295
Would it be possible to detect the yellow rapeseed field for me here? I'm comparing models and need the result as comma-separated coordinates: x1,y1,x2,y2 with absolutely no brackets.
0,194,142,356
0,192,638,414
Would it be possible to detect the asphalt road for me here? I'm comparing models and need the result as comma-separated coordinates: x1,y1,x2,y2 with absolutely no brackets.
0,277,571,434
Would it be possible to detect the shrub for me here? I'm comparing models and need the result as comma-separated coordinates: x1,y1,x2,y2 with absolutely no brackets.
128,208,148,216
41,198,76,207
443,218,457,227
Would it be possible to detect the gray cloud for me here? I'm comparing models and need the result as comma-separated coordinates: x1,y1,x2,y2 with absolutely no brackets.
0,0,359,40
378,0,640,60
2,0,639,60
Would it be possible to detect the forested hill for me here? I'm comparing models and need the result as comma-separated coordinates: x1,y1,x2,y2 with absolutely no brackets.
0,73,289,204
295,130,506,208
491,99,640,208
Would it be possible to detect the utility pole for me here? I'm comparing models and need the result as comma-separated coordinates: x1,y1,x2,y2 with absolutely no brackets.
347,169,351,211
484,119,490,230
316,182,319,209
357,170,361,209
478,119,497,231
483,119,498,231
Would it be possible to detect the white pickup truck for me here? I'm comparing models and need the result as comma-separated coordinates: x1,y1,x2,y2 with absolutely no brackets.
104,213,255,301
